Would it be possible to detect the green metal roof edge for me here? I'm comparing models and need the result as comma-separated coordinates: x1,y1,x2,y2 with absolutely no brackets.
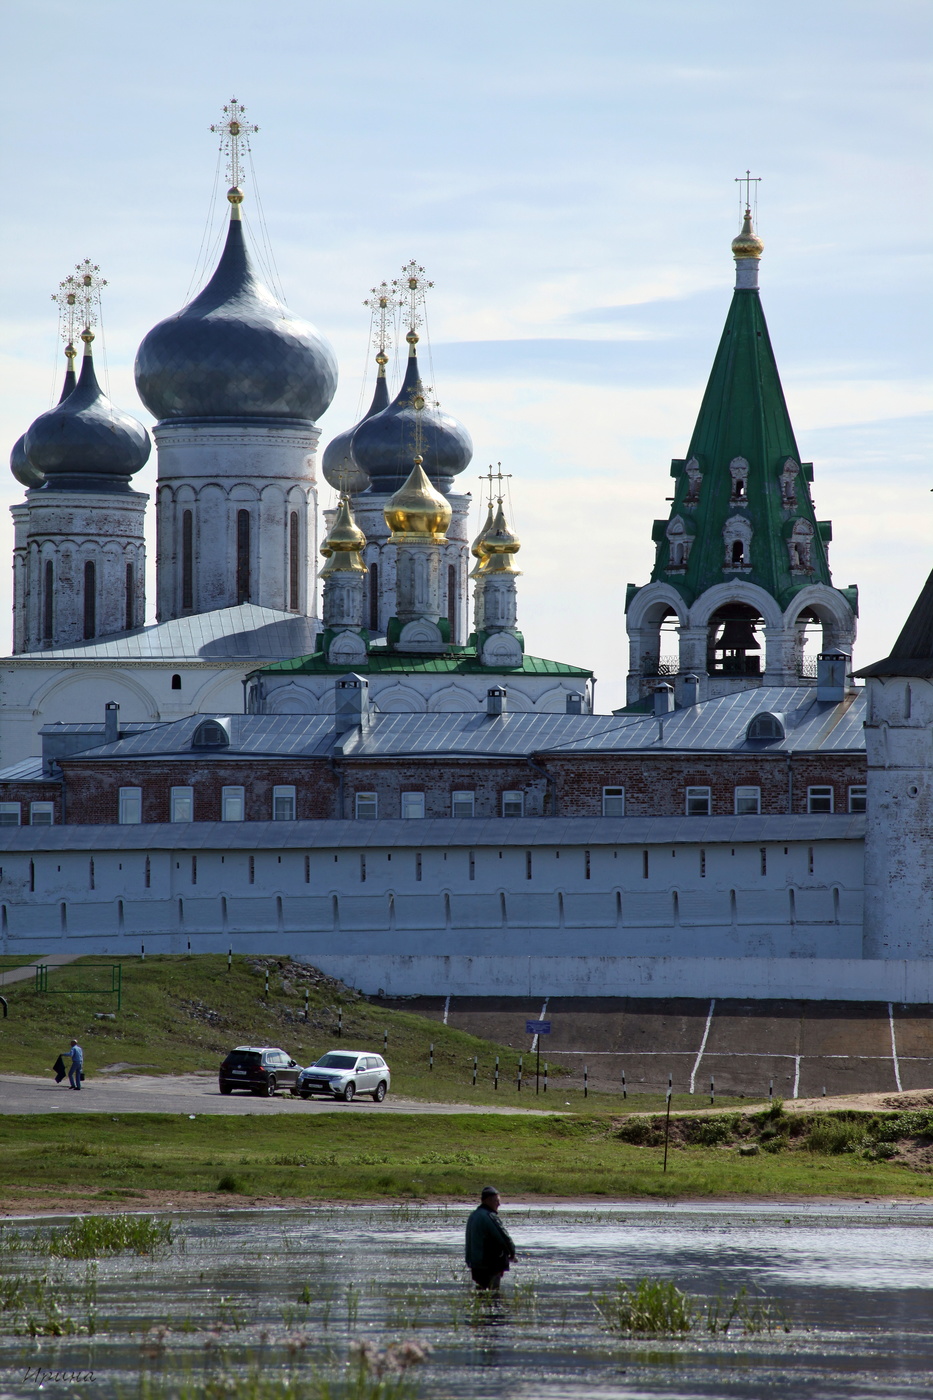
249,651,593,679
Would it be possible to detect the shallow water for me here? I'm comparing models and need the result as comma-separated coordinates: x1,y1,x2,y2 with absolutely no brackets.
2,1201,933,1398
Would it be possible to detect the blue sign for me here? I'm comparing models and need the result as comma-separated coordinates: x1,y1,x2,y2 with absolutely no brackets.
526,1020,551,1034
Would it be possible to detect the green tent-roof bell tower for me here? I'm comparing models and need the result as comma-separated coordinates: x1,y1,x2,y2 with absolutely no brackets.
625,194,858,706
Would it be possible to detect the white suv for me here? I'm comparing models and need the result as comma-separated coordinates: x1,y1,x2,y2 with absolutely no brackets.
294,1051,391,1103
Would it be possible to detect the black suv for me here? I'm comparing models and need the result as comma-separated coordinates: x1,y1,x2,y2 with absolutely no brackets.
219,1046,300,1097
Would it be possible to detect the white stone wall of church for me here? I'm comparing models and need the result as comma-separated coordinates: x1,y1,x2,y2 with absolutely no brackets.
863,676,933,958
260,671,589,715
0,663,252,767
0,832,865,988
154,423,319,620
17,490,148,653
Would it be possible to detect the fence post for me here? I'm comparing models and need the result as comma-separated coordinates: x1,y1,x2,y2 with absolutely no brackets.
769,1078,773,1102
543,1062,548,1094
663,1081,673,1172
383,1029,388,1054
227,947,232,973
141,944,145,962
584,1064,588,1099
429,1042,434,1072
517,1055,522,1093
710,1076,714,1105
304,987,309,1022
622,1068,626,1101
472,1056,477,1087
338,1008,343,1039
264,968,269,997
494,1056,499,1092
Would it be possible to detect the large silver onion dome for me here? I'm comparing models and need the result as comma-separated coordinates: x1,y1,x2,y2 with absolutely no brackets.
24,342,151,491
134,208,338,423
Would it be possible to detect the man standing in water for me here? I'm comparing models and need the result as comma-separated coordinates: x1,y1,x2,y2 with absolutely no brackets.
465,1186,517,1290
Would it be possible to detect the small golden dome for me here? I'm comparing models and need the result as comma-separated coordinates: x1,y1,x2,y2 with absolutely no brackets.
384,460,451,541
732,207,764,260
471,502,494,560
319,494,367,576
481,501,522,573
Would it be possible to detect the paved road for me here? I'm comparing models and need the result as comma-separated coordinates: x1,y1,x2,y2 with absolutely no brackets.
0,955,81,988
0,1073,555,1116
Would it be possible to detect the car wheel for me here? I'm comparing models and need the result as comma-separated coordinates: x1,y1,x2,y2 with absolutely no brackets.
341,1082,356,1103
265,1076,277,1098
300,1091,311,1100
372,1081,387,1103
220,1082,232,1096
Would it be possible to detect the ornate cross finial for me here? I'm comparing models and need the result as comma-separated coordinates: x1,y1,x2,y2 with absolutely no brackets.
211,97,259,192
480,463,512,505
363,280,401,356
734,169,761,213
393,260,433,335
54,260,107,350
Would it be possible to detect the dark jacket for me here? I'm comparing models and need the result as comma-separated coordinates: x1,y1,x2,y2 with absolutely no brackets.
465,1205,516,1273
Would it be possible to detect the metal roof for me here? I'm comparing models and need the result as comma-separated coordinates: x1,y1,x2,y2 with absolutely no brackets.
54,686,867,764
4,605,321,664
0,812,865,853
0,757,46,782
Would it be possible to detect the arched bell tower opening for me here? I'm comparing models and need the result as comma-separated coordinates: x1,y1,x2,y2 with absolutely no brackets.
706,603,762,677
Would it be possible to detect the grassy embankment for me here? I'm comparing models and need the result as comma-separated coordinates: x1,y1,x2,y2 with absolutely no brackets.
0,953,730,1111
2,1103,933,1204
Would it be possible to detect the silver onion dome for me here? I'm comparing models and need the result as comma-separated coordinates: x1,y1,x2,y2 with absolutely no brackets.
134,211,337,423
24,341,151,491
10,356,78,489
349,343,472,494
321,363,390,494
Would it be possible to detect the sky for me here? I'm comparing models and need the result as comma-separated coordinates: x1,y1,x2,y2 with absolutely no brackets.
2,0,931,712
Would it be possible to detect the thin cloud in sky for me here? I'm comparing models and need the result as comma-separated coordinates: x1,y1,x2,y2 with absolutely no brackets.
0,0,930,709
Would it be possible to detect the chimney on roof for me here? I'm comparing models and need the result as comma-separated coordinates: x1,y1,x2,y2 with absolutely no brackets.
653,683,675,716
681,674,700,707
565,692,584,715
104,702,120,745
487,687,507,717
335,673,372,735
816,650,849,703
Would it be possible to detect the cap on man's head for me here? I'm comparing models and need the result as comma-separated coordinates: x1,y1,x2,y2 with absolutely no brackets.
480,1186,499,1199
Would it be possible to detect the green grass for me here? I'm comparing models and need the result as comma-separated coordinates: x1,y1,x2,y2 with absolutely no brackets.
0,953,743,1111
0,1109,932,1204
593,1276,790,1336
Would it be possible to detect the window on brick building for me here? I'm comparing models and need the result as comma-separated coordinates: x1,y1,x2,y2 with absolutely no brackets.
452,790,475,818
807,786,834,814
685,786,711,816
0,803,20,826
171,787,193,822
735,785,761,815
401,792,425,820
848,785,867,813
355,792,377,819
118,787,142,825
222,786,245,822
502,790,524,818
602,786,625,816
273,785,296,821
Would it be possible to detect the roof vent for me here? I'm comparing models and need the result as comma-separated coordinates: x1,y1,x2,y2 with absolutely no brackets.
487,687,507,717
746,712,784,742
335,672,371,734
192,717,231,749
816,649,850,703
681,674,700,707
653,683,675,716
104,702,120,745
565,692,584,715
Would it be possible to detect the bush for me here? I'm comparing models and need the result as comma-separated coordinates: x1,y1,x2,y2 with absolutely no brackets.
616,1118,664,1147
805,1116,865,1155
217,1174,244,1194
695,1114,741,1147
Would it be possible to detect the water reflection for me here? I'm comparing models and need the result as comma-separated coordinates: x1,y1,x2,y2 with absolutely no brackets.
0,1203,932,1397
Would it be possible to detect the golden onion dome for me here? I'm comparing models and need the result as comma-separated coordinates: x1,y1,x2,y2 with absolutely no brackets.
732,207,764,260
384,458,451,541
481,501,522,574
327,495,366,552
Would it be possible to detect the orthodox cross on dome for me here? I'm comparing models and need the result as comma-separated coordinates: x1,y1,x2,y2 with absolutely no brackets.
363,280,401,357
734,169,761,215
480,462,512,505
393,260,433,336
210,97,259,193
53,260,107,350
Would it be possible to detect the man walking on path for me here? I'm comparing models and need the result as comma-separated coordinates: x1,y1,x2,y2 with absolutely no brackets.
63,1040,83,1090
465,1186,516,1290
